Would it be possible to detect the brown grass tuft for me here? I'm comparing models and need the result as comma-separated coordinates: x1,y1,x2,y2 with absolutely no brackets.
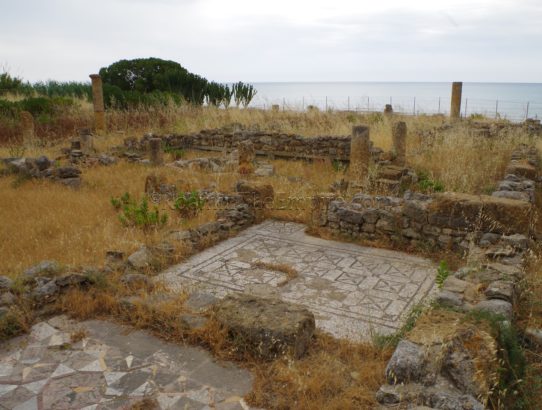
247,332,392,410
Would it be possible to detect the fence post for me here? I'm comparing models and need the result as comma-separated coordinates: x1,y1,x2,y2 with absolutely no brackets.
282,97,285,112
367,97,370,112
438,97,441,114
325,96,328,111
464,98,468,118
413,97,416,115
526,102,530,120
302,96,305,111
495,100,499,119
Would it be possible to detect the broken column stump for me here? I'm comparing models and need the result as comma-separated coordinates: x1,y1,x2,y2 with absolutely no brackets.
392,121,407,166
349,125,371,182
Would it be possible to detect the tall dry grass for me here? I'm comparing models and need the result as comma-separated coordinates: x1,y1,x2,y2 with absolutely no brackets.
0,155,342,276
1,107,537,276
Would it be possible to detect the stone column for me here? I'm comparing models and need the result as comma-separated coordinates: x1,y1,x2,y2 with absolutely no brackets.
384,104,393,116
238,139,255,174
311,193,338,227
71,139,82,150
450,82,463,119
20,111,35,144
149,138,163,166
392,121,407,166
79,128,93,154
349,126,371,182
89,74,106,134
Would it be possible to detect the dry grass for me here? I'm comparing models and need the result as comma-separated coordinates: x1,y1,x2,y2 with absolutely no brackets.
0,148,343,276
252,261,299,286
247,332,391,410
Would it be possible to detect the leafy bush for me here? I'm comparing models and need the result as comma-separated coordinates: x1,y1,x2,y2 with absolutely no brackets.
99,57,209,106
436,260,450,288
418,171,445,193
164,146,185,160
0,71,23,96
174,191,205,218
0,100,19,118
111,192,168,229
18,97,54,117
332,160,348,172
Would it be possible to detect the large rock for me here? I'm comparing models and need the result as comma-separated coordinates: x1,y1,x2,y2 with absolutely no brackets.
385,340,427,384
127,246,156,271
234,181,274,208
32,279,59,302
0,275,13,290
214,294,315,360
506,163,537,179
484,281,514,302
473,299,513,321
376,383,424,405
54,166,81,179
24,260,61,278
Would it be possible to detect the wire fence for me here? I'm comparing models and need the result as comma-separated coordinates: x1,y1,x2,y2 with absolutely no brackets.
250,95,542,122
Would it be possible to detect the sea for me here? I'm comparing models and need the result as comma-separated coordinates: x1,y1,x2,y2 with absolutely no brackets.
250,82,542,122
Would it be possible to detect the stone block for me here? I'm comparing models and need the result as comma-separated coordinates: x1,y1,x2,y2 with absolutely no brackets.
214,294,315,360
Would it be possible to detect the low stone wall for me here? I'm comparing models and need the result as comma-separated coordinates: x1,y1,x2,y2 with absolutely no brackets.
157,129,352,160
313,145,538,253
312,190,533,253
492,144,539,203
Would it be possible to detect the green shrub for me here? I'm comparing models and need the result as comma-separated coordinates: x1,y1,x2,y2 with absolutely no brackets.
0,100,19,118
436,260,450,288
418,171,445,193
18,97,54,116
111,192,168,229
373,303,425,349
332,159,348,173
164,146,185,160
174,191,205,218
0,71,23,96
464,310,527,409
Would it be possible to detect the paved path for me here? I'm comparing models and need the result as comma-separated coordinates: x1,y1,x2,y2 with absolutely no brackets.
0,316,254,410
159,220,437,340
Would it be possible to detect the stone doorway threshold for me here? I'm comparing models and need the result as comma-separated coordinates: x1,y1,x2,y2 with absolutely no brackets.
159,220,437,340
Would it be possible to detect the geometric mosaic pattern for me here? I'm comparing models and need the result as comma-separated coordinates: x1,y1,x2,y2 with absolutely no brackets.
0,316,254,410
159,220,437,340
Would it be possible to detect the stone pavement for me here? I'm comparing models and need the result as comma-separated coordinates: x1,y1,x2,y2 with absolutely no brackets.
0,316,254,410
159,220,437,340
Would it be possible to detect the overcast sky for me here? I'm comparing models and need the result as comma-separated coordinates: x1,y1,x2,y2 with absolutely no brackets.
1,0,541,83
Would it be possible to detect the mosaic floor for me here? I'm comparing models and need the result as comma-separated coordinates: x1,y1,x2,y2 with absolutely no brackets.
0,316,254,410
159,220,437,340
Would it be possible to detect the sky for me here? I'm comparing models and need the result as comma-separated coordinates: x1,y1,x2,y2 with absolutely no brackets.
1,0,541,83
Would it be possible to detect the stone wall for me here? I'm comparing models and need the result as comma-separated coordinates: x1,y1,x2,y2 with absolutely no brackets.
313,190,533,253
158,129,352,160
312,145,538,254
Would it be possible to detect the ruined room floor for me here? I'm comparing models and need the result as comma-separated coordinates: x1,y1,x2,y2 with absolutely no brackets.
0,316,254,410
159,220,437,340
